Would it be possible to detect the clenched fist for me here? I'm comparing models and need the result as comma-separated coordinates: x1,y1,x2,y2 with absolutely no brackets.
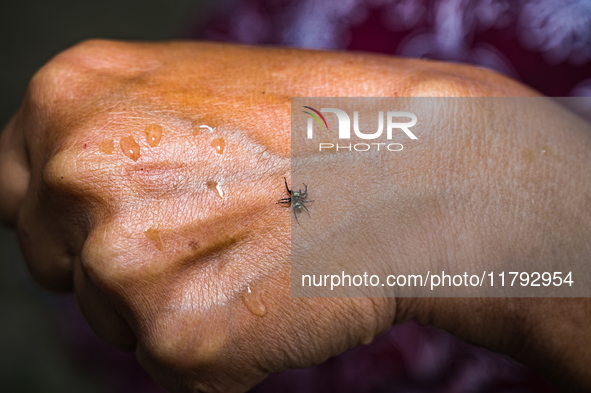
1,40,590,392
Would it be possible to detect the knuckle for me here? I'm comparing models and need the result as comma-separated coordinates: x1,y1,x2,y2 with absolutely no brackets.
56,39,160,76
409,64,535,97
410,70,477,96
81,222,156,293
24,61,89,119
42,144,122,203
145,315,228,370
23,39,142,113
66,38,120,54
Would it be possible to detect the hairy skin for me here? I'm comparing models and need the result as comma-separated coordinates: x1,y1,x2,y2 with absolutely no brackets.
0,40,590,392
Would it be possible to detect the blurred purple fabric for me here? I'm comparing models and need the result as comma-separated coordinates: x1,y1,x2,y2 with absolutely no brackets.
59,1,591,392
250,321,556,393
194,0,591,97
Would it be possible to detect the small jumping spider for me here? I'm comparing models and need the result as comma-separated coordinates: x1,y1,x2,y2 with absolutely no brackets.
277,177,313,225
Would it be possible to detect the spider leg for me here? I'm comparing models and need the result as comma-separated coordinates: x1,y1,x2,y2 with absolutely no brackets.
293,210,301,225
301,203,311,217
284,177,291,194
303,183,308,195
277,197,291,202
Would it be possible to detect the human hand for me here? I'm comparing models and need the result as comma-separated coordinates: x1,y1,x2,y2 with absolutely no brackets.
1,40,589,392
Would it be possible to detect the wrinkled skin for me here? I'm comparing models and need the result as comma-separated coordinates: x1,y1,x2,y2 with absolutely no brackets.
1,41,591,392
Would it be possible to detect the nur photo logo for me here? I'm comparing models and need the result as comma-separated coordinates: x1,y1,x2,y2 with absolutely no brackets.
302,105,418,152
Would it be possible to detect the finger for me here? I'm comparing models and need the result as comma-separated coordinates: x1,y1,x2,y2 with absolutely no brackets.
16,197,75,292
0,114,30,226
73,259,137,350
